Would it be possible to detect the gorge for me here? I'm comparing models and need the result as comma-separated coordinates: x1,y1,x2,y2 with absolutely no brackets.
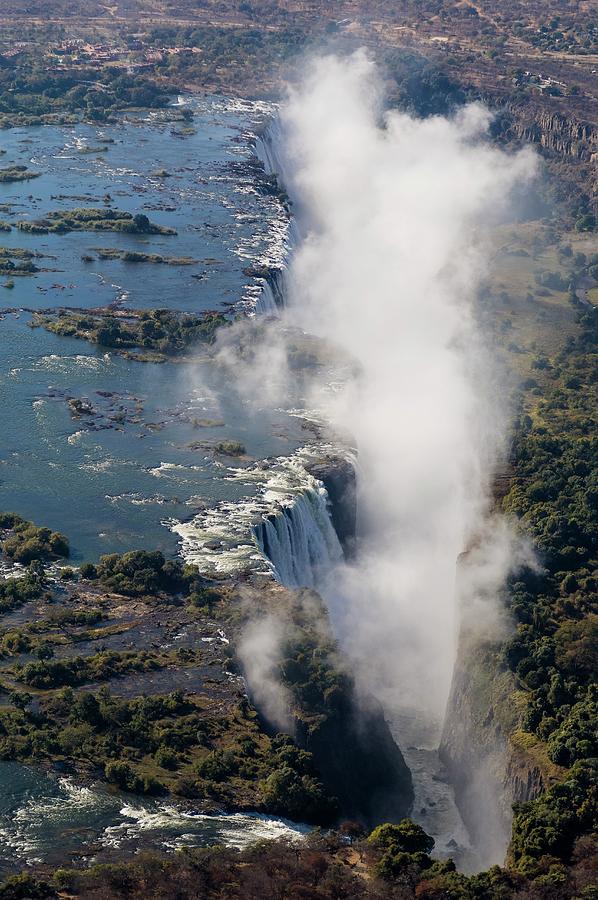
0,36,594,893
222,50,548,870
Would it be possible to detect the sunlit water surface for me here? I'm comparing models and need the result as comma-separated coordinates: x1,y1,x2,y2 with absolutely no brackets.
0,98,301,562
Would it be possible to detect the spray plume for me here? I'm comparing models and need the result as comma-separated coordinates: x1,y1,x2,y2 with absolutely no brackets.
237,614,294,733
269,51,537,733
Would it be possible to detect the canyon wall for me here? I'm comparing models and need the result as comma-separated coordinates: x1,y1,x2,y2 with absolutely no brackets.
440,630,564,867
502,103,598,161
234,580,414,827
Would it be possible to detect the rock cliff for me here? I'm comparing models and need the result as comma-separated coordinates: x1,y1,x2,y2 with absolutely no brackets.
440,630,564,867
503,103,598,161
305,455,357,558
233,580,414,828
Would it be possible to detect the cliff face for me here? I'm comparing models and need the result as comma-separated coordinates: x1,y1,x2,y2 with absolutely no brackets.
305,455,357,559
298,692,414,828
440,637,514,867
440,631,563,868
234,580,413,828
504,104,598,161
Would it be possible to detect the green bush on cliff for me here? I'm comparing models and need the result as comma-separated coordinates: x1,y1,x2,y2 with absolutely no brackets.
259,734,337,823
547,691,598,766
279,624,352,720
368,820,435,854
367,820,435,879
510,759,598,867
261,765,335,823
105,760,165,795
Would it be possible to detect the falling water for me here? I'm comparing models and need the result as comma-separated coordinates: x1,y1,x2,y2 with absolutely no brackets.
253,484,343,588
254,268,288,314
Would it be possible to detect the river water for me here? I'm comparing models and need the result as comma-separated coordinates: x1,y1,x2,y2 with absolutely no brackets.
0,762,307,871
0,96,316,870
0,97,309,563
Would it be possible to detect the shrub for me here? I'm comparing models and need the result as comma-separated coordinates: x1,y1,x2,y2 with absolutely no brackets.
78,562,98,579
195,750,237,782
510,759,598,865
1,517,69,562
96,550,187,596
368,820,435,855
104,760,164,795
154,746,179,771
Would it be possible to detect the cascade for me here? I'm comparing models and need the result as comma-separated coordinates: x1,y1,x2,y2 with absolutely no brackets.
251,136,343,586
254,280,279,315
253,123,297,314
267,267,288,308
254,268,287,314
255,119,289,182
253,483,343,589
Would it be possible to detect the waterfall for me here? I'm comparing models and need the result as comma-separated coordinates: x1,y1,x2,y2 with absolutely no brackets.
254,268,288,314
251,119,303,316
251,122,342,587
256,121,305,241
253,484,343,589
255,118,289,182
254,279,279,315
267,268,288,308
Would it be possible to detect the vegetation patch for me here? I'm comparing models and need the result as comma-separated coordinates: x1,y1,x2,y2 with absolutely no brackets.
80,549,200,598
188,440,246,457
17,208,175,236
0,246,41,276
33,308,227,357
0,567,46,616
93,248,196,265
0,512,69,564
0,165,40,183
0,63,170,128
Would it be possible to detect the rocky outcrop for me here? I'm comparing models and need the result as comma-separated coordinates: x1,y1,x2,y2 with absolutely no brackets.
298,693,414,828
495,102,598,161
505,746,547,805
233,581,413,828
305,455,357,558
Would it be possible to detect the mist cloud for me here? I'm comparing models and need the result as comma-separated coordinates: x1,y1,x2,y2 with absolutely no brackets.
237,614,294,733
271,51,538,730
